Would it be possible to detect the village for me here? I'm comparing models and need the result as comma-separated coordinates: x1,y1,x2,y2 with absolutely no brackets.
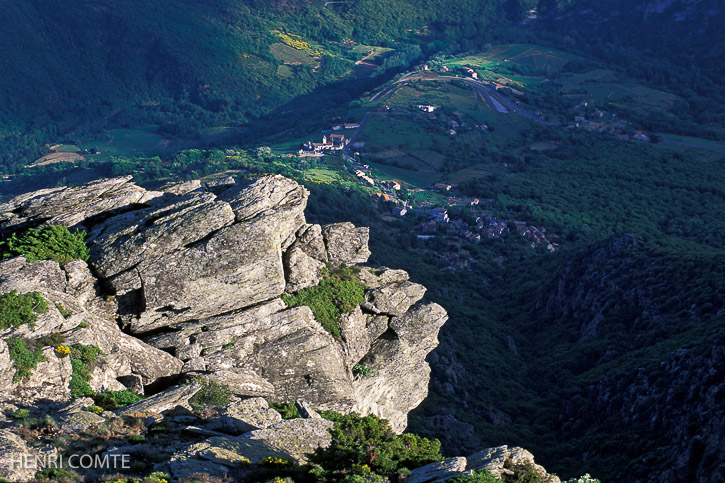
299,126,557,271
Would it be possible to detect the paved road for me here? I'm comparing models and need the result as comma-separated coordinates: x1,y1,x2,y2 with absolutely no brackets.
370,72,551,125
370,72,417,102
342,112,373,164
462,78,551,125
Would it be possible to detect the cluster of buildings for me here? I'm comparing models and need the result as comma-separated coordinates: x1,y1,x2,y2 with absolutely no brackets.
300,134,349,156
461,66,479,79
570,101,653,142
412,206,558,258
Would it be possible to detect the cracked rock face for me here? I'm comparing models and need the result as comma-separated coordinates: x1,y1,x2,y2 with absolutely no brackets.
0,175,448,431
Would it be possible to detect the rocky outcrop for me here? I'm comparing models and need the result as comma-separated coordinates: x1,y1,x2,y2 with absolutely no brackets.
117,383,202,416
406,446,560,483
322,222,371,268
0,175,447,433
0,176,160,235
209,397,282,434
167,401,332,479
0,429,40,482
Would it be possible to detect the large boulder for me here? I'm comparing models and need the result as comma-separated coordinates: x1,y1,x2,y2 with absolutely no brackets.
406,457,468,483
353,302,448,432
210,397,283,434
0,429,41,482
87,191,235,279
322,222,371,268
467,446,560,482
0,176,160,235
117,383,202,417
242,417,334,464
363,281,427,316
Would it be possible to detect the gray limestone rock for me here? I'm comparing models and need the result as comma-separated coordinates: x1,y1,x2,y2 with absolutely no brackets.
117,383,202,416
366,315,390,341
170,435,288,480
293,224,328,263
63,310,183,387
218,174,307,226
323,222,371,268
210,397,283,434
242,417,334,464
201,306,356,410
0,340,14,394
364,281,427,316
283,245,326,293
62,260,99,307
205,176,236,193
0,176,159,234
132,220,288,332
12,347,73,402
467,446,560,483
406,457,469,483
87,191,235,279
390,301,447,346
359,267,409,288
0,175,450,444
340,306,370,366
0,257,67,295
58,410,106,434
0,429,39,482
158,180,202,195
353,302,448,432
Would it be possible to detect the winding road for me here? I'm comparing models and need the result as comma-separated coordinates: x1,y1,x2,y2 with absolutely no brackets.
370,72,551,125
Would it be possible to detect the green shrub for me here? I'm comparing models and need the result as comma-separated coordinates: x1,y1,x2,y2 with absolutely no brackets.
567,475,600,483
54,303,72,318
35,467,75,481
0,290,49,330
84,405,104,415
352,364,375,376
222,338,234,349
93,390,143,410
68,344,104,398
38,332,65,347
187,376,232,408
312,411,442,480
0,224,89,265
76,321,89,329
6,337,46,382
451,471,503,482
282,266,367,338
127,434,145,443
10,409,30,419
507,463,556,483
270,402,301,420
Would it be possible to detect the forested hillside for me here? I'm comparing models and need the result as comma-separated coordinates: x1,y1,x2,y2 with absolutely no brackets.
0,0,510,170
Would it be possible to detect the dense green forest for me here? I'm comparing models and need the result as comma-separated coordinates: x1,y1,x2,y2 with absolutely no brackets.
3,0,723,175
0,0,512,171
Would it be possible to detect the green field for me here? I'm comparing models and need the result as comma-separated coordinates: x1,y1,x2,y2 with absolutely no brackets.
51,144,80,153
270,42,318,66
561,78,679,112
445,44,581,77
83,127,174,158
368,160,442,188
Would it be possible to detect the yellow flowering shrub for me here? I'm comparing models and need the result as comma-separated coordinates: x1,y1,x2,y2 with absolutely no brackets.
54,345,71,357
